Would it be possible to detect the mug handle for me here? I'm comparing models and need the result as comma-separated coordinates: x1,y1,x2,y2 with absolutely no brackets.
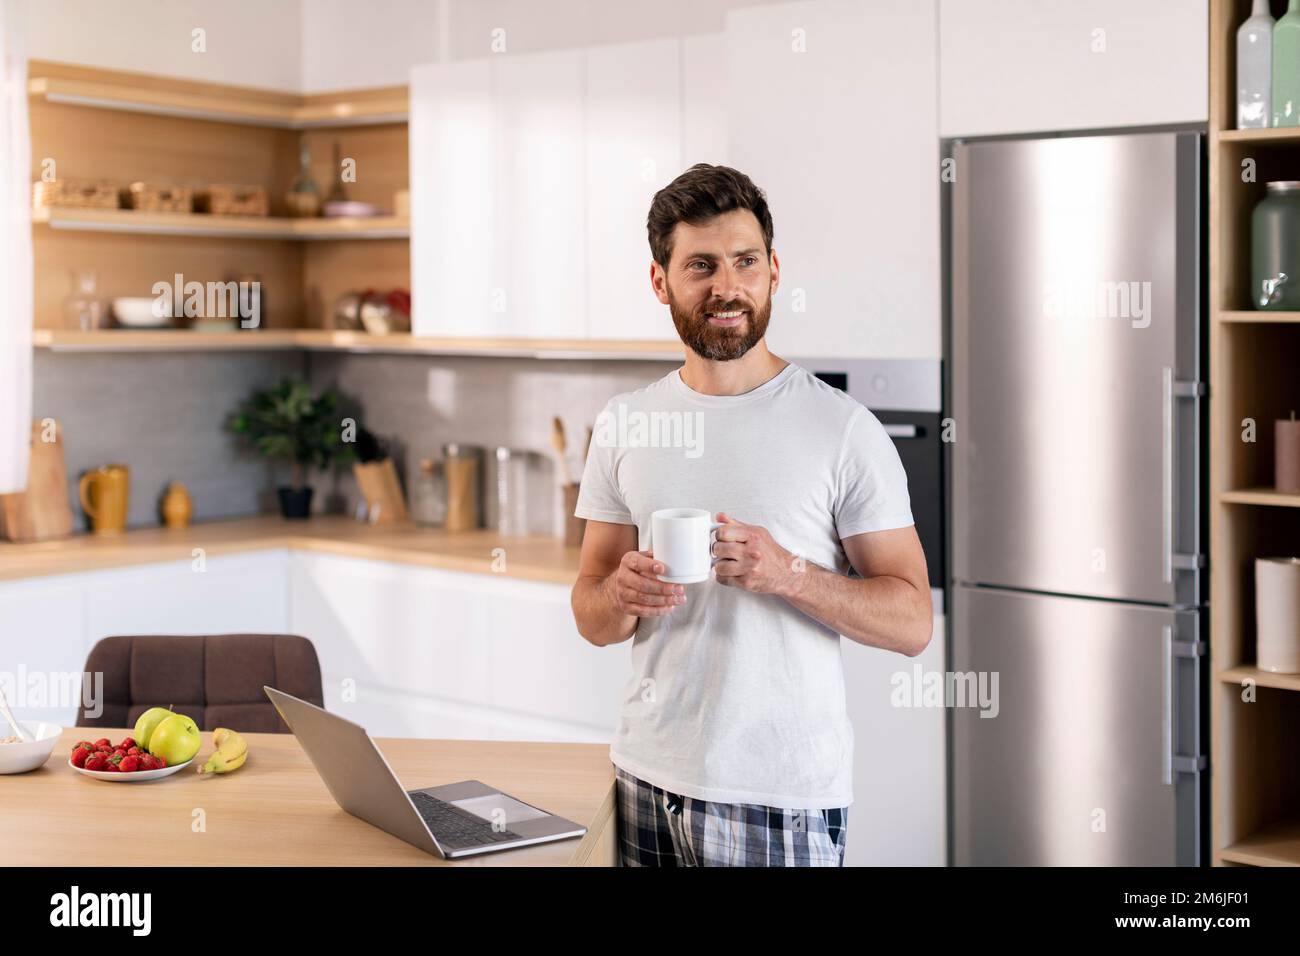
78,472,100,520
709,520,724,567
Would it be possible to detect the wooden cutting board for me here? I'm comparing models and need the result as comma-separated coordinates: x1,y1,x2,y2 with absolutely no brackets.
0,420,74,542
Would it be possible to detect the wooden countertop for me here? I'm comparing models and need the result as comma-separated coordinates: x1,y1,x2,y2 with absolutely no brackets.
0,515,585,585
1,727,617,866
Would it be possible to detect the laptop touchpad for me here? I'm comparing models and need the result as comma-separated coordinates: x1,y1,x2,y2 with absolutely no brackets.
451,793,549,825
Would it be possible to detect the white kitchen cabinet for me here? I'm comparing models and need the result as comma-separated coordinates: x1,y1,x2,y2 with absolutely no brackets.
584,37,682,341
84,550,290,640
289,552,629,742
939,0,1206,138
410,57,498,338
682,33,728,169
410,50,586,340
840,598,947,866
724,0,940,360
0,575,89,725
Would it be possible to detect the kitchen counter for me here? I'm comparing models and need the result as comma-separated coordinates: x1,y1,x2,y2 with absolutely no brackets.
0,516,585,585
1,727,617,866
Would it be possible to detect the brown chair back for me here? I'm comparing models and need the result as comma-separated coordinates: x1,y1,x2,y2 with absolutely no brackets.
78,633,324,733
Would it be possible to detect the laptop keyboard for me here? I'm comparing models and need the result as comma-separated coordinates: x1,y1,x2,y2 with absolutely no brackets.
409,791,522,847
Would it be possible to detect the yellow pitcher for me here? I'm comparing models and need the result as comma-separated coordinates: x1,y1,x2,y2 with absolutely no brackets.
78,464,129,535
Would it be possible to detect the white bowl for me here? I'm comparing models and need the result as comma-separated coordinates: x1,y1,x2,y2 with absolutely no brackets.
111,296,171,328
0,721,62,774
70,754,193,782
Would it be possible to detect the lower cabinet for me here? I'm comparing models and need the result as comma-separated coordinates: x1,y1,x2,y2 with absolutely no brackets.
840,600,947,866
288,552,630,743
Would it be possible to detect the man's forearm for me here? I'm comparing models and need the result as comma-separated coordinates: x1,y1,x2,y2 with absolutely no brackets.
778,562,932,656
571,573,638,646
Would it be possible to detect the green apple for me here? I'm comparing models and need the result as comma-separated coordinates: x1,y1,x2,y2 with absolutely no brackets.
132,706,175,751
148,713,201,766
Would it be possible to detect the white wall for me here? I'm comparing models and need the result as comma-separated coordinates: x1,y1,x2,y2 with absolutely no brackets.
26,0,302,91
939,0,1208,137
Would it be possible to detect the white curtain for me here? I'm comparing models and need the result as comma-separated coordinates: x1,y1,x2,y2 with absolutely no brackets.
0,0,31,493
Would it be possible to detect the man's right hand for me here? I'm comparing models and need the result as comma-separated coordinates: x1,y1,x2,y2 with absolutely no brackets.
610,549,687,618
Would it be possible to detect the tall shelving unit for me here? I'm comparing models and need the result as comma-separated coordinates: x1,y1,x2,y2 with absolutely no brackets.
1208,0,1300,867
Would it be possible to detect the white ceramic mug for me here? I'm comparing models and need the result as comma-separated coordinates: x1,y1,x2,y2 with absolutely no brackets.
650,508,722,584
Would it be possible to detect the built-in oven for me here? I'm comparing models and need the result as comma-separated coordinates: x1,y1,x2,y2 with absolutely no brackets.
791,357,945,593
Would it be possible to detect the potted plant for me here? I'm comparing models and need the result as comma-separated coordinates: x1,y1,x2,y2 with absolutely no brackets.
227,379,356,519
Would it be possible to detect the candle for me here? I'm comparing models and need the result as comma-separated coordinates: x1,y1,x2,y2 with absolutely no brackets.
1257,557,1300,673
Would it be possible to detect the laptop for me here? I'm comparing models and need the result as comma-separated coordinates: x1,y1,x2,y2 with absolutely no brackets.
263,686,587,859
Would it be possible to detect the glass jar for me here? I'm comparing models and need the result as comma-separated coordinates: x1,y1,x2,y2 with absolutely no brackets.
411,458,447,527
64,270,103,331
1252,181,1300,310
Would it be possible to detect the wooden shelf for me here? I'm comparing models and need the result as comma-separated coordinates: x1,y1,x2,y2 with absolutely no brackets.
32,328,685,360
1219,487,1300,507
1219,819,1300,867
33,206,409,241
1217,126,1300,143
1218,666,1300,693
28,74,407,129
1219,310,1300,323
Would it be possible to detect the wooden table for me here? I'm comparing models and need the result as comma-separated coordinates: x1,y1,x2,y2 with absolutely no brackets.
1,728,618,866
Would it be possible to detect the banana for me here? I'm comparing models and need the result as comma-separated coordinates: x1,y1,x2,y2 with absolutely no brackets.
199,727,249,774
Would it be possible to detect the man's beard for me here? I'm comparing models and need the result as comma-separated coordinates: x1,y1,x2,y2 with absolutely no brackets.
667,288,771,361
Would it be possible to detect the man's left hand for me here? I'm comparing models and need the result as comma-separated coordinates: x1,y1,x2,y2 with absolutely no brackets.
711,512,802,596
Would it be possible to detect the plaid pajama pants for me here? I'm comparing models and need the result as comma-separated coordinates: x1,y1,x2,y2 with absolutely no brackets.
615,765,848,867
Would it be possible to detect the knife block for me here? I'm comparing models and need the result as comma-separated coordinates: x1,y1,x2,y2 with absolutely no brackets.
352,459,409,525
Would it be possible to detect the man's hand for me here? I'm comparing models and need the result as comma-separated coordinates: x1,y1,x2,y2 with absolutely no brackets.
711,512,801,596
610,549,687,618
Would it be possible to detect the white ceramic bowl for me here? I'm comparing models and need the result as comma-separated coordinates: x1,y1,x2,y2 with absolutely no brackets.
111,296,170,328
70,754,193,782
0,721,62,774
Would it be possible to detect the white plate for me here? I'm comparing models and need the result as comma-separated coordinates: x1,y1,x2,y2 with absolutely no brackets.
69,754,193,782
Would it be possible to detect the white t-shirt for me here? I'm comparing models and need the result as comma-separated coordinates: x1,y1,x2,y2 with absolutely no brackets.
575,361,915,809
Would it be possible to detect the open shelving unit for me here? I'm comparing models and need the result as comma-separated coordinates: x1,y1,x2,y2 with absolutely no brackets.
28,59,411,338
1208,0,1300,867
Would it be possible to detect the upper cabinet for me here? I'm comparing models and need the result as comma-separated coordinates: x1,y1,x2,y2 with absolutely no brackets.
585,38,682,341
939,0,1208,137
412,36,725,342
411,50,585,339
724,0,941,359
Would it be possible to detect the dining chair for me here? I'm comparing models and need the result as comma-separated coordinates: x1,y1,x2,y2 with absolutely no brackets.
77,633,324,733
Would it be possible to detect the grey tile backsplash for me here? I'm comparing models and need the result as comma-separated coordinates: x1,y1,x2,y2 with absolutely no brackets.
33,350,675,535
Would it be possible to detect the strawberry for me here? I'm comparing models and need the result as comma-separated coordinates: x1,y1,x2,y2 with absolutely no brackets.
119,755,140,773
103,762,121,772
127,747,142,756
83,754,107,772
71,746,92,768
120,737,136,750
138,754,159,771
72,740,93,753
155,755,167,768
94,738,110,748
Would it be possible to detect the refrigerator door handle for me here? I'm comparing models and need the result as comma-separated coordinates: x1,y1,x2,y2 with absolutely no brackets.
1162,624,1208,785
1161,368,1207,583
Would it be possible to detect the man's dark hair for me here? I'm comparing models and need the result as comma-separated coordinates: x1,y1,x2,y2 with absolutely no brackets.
646,163,774,268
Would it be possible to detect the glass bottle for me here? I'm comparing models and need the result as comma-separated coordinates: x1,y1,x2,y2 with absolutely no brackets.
1239,0,1274,128
1274,0,1300,126
411,458,448,527
64,270,103,331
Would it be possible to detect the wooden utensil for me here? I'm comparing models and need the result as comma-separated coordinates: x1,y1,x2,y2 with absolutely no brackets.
0,420,74,543
551,417,574,486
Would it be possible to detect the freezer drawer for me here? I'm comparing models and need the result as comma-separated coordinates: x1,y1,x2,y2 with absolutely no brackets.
951,585,1203,866
950,132,1203,607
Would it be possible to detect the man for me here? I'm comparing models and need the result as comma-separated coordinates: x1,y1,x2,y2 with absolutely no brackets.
570,164,931,867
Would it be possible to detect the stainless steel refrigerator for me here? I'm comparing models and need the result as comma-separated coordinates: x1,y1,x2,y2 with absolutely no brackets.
948,131,1207,866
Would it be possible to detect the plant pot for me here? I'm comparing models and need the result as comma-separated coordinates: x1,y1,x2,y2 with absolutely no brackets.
277,486,314,520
